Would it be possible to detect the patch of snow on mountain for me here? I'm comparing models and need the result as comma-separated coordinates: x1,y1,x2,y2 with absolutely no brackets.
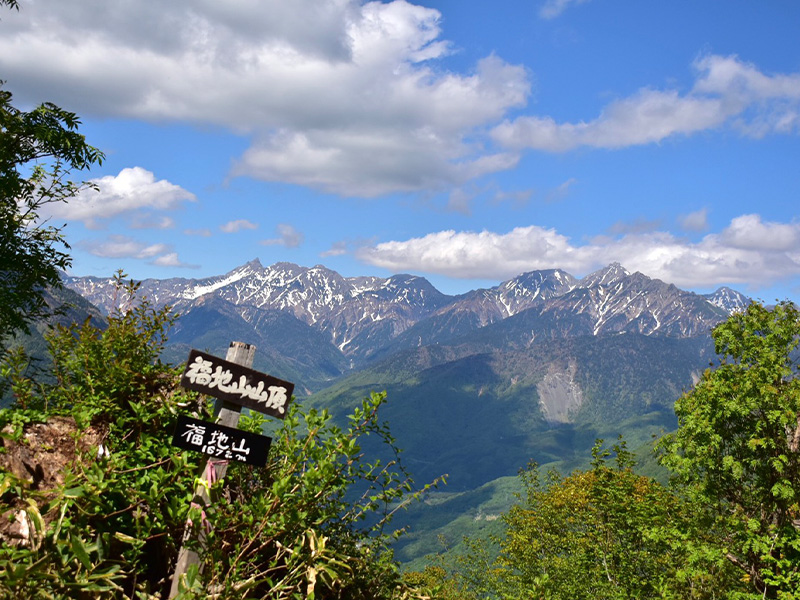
182,266,256,300
704,287,751,314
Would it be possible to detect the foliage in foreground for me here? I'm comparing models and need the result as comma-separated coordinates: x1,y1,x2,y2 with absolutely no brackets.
434,300,799,599
0,83,103,349
440,441,742,600
0,278,436,599
659,300,800,598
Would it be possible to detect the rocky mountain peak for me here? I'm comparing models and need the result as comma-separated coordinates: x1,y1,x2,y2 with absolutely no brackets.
580,262,631,288
703,286,751,314
496,268,579,316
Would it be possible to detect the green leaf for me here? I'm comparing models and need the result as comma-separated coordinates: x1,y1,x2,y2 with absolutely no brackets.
70,534,93,570
63,486,85,498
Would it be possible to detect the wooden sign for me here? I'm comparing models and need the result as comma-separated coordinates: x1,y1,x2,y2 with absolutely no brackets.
172,415,272,467
180,349,294,419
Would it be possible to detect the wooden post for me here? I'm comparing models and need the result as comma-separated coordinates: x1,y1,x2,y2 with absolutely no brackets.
169,341,256,598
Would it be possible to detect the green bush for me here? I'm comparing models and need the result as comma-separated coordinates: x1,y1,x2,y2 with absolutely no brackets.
0,276,437,599
438,439,743,599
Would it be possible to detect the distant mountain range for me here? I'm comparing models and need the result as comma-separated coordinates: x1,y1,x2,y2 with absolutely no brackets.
62,260,751,564
63,259,748,386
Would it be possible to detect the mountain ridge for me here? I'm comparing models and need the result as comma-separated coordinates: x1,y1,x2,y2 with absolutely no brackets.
63,259,749,365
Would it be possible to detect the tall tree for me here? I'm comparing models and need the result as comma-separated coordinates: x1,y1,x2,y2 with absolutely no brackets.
0,83,103,344
659,300,800,598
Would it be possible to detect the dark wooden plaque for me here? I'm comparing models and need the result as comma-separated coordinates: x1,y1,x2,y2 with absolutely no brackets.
171,415,272,467
180,349,294,419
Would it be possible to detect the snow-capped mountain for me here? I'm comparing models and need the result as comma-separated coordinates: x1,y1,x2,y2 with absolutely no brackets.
703,286,751,314
63,259,748,367
58,259,753,512
535,264,731,338
64,259,450,359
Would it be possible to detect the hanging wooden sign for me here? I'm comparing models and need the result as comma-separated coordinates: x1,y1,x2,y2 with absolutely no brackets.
179,349,294,419
171,415,272,467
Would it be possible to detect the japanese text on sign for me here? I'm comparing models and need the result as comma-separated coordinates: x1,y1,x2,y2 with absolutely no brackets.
180,349,294,419
185,356,287,412
172,415,271,467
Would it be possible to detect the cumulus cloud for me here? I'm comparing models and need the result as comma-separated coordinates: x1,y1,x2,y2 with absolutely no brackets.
6,3,796,199
220,219,259,234
42,167,195,229
261,224,304,248
1,0,529,197
718,213,800,251
492,55,800,152
356,214,800,289
358,226,578,279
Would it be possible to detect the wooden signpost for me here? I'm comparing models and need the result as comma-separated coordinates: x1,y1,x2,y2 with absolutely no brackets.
180,349,294,419
169,342,293,598
172,415,272,467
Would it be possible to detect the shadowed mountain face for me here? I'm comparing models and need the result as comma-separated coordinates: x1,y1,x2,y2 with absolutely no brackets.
310,331,715,490
1,285,106,408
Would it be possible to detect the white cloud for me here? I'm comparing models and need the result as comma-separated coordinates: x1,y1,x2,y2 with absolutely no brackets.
261,224,304,248
78,234,197,268
358,226,578,279
493,89,727,152
220,219,259,234
679,208,709,232
79,234,170,259
539,0,592,20
718,214,800,251
6,4,796,200
2,0,529,197
320,241,348,257
150,252,199,268
492,55,800,152
693,55,800,103
357,214,800,289
43,167,195,229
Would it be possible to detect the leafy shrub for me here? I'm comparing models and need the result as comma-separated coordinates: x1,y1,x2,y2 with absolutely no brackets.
440,439,742,599
0,276,437,599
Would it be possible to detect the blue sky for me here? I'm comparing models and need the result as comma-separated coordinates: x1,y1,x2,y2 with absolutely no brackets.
3,0,800,300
